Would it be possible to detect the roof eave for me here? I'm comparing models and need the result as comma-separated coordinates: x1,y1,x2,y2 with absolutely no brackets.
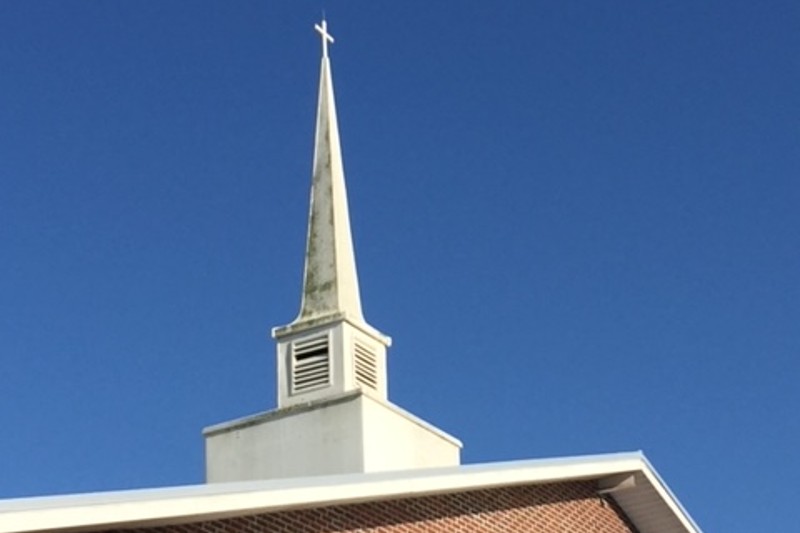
0,452,700,533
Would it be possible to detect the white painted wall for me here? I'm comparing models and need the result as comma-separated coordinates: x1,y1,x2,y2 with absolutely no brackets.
361,397,461,472
205,392,461,483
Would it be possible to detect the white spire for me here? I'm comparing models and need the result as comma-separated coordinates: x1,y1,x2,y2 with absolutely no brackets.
294,19,363,324
273,19,389,409
204,21,461,483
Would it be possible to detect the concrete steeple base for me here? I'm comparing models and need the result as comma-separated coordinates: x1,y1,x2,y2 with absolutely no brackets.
203,391,462,483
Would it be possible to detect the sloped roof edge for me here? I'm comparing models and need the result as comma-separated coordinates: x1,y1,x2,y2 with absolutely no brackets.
0,452,700,533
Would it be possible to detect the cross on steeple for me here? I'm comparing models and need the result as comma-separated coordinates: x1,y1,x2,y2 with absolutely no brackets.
314,19,335,58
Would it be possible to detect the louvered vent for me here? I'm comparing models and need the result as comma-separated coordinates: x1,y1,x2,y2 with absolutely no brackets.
291,335,330,394
354,340,378,390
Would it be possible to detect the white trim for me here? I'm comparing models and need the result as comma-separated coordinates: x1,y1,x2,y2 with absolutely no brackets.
0,452,700,533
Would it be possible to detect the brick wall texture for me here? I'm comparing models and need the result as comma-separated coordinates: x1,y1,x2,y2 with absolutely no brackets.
101,480,639,533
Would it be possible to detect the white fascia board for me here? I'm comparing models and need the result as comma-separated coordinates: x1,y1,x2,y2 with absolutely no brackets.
0,452,691,533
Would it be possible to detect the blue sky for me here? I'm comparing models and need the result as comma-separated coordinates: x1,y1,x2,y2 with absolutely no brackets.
1,1,798,531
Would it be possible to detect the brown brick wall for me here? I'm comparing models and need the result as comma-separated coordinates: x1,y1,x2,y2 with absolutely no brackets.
105,481,638,533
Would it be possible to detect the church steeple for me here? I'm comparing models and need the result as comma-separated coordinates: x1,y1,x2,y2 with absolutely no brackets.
272,19,391,409
204,20,460,483
295,20,363,324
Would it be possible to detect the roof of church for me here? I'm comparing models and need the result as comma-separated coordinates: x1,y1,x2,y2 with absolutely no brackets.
0,452,701,533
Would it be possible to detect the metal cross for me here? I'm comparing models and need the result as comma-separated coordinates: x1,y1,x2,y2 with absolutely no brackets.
314,19,335,58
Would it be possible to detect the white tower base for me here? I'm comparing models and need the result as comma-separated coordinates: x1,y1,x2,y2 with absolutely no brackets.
204,391,462,483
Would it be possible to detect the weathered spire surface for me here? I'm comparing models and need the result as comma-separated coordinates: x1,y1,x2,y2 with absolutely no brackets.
295,20,363,323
